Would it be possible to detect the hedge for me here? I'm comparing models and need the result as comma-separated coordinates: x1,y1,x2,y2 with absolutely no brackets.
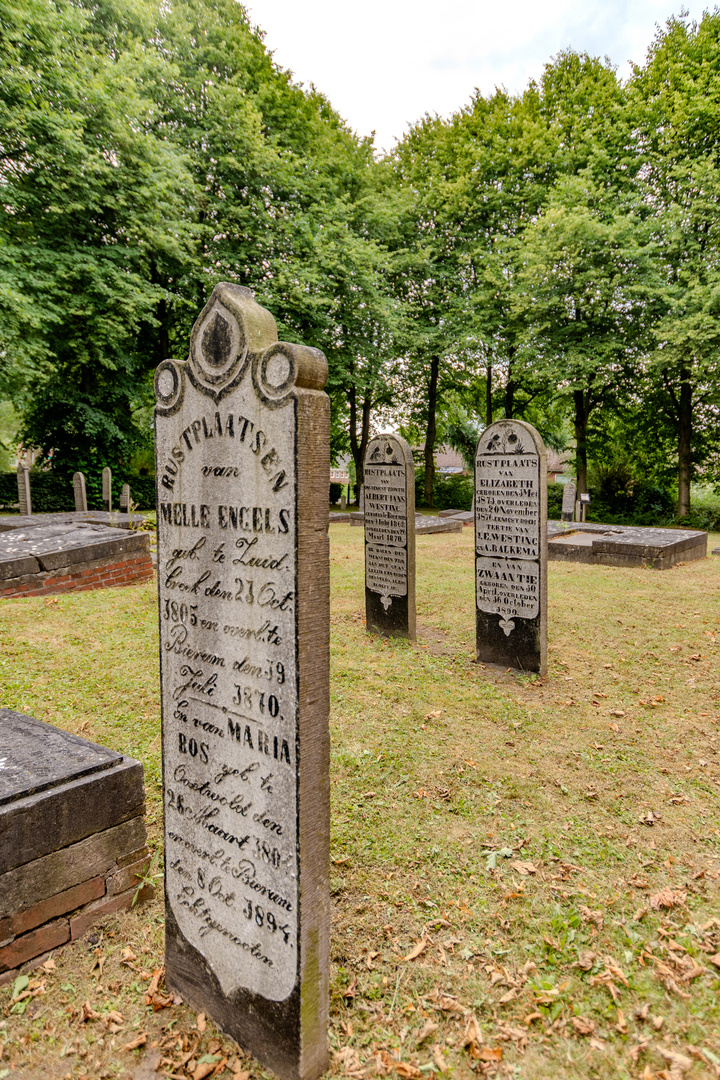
0,471,157,512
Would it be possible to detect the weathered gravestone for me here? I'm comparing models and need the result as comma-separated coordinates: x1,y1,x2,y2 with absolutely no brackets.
16,465,31,516
120,483,131,511
474,419,547,675
358,484,365,512
561,480,576,523
73,472,88,512
363,434,415,640
102,467,112,512
154,282,330,1080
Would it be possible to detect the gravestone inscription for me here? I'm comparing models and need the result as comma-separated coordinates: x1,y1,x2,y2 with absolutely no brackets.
73,472,88,513
155,282,330,1080
102,467,112,512
17,465,31,516
363,434,415,640
474,419,547,675
561,480,576,522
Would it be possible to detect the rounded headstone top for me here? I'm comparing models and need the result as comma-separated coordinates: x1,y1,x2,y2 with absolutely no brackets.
475,419,546,459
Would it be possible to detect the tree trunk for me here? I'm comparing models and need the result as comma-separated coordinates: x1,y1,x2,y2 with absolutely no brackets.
573,389,591,494
424,357,440,507
677,374,692,518
505,349,515,419
349,387,372,504
486,359,492,427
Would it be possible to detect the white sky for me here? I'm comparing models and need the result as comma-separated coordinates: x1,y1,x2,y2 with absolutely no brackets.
244,0,714,154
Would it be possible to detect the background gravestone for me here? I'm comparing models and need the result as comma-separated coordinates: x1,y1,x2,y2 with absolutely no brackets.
474,419,547,675
154,282,330,1080
73,472,88,512
363,434,415,640
16,465,31,516
561,480,576,522
120,483,131,511
102,467,112,512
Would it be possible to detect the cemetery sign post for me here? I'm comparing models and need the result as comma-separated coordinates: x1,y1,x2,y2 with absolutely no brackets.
154,283,330,1080
474,419,547,675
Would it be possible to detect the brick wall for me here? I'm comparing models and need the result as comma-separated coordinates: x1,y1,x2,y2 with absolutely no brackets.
0,551,154,599
0,847,154,983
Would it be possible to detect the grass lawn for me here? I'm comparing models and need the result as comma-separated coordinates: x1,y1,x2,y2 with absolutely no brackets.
0,525,719,1080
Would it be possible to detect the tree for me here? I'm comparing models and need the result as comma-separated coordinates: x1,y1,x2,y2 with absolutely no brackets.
630,13,720,515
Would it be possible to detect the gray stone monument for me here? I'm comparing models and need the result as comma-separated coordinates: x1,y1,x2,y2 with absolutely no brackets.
339,492,346,512
363,434,416,640
474,419,547,675
16,465,31,516
561,480,576,522
102,467,112,512
119,483,130,511
358,483,365,512
73,471,88,512
154,282,330,1080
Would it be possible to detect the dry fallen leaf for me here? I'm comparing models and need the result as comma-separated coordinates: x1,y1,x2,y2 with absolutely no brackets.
42,958,56,972
478,1047,503,1062
197,1012,207,1033
80,1000,100,1023
650,889,687,911
193,1063,218,1080
395,1064,421,1079
403,937,429,962
510,860,537,876
120,1032,148,1052
571,1017,595,1035
416,1019,438,1046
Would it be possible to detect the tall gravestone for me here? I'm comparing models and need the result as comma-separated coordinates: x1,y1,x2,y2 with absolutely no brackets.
120,483,131,511
102,467,112,512
363,434,415,640
474,419,547,675
154,282,330,1080
561,480,576,522
73,472,88,513
16,465,31,516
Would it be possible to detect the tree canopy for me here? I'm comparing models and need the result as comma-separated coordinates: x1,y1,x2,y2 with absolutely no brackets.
1,1,719,515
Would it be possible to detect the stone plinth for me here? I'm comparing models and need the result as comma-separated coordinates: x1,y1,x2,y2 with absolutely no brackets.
0,710,152,982
0,522,153,598
547,521,707,568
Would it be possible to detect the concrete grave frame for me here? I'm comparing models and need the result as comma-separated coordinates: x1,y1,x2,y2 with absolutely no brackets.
154,283,330,1080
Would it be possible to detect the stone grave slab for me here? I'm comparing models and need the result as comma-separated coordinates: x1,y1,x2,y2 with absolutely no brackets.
363,433,415,639
154,282,330,1080
474,419,547,675
0,710,152,980
349,514,461,534
0,510,147,533
547,521,707,568
0,522,153,597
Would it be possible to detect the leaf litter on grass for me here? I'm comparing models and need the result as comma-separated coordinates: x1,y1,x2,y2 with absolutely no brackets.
0,530,719,1077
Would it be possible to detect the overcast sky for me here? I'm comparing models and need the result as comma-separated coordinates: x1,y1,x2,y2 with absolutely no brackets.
244,0,713,153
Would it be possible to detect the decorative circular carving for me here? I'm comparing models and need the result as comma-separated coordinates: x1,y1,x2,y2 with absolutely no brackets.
189,300,249,399
155,360,185,415
254,343,296,405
